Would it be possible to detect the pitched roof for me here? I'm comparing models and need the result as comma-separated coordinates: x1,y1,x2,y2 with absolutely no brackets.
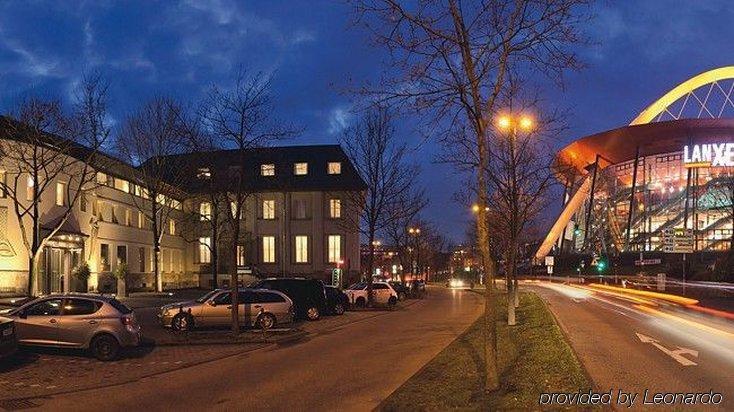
154,144,367,193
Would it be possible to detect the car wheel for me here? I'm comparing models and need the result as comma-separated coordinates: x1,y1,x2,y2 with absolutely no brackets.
306,306,321,321
90,334,120,361
256,313,277,330
172,313,194,331
388,296,398,307
355,297,366,308
333,302,346,315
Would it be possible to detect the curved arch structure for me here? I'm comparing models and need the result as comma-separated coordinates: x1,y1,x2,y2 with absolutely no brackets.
535,67,734,262
630,66,734,125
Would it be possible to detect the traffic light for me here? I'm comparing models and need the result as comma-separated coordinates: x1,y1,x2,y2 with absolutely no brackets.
573,224,581,236
597,259,606,272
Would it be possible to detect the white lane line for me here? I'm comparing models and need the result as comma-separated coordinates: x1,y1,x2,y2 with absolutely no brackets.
636,332,699,366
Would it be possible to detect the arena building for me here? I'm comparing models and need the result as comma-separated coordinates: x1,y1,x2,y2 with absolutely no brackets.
536,67,734,268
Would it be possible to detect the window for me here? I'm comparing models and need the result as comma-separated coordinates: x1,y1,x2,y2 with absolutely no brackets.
261,164,275,176
200,202,211,221
230,201,242,220
327,162,342,175
62,299,101,316
138,247,146,272
114,178,130,193
169,219,176,235
25,299,63,316
125,209,132,226
294,162,308,175
328,235,341,263
293,199,308,219
329,199,341,218
214,292,232,305
256,291,286,303
96,172,109,185
111,205,119,224
262,236,276,263
199,237,211,263
0,170,6,198
373,283,389,290
138,211,145,229
295,236,308,263
55,182,67,206
100,244,110,271
26,176,34,201
117,245,127,265
237,245,246,266
262,199,275,220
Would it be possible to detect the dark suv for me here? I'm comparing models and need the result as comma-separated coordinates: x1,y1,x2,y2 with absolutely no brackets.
250,278,327,321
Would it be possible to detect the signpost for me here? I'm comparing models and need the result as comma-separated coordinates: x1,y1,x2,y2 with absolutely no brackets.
545,256,554,281
662,228,694,253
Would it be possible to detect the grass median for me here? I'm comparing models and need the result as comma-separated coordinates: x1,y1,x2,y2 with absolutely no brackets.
380,291,591,410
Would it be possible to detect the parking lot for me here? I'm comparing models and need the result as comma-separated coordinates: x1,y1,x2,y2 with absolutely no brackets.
0,289,422,404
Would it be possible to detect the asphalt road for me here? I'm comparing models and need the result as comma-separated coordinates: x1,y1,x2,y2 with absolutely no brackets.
529,282,734,410
24,286,484,411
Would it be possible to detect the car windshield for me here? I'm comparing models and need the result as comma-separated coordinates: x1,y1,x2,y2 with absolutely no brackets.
347,282,367,290
195,290,220,303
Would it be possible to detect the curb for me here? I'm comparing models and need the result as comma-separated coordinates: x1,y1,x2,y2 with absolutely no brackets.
531,289,599,392
142,329,308,347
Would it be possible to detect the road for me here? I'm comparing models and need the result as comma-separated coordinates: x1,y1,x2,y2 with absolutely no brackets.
19,286,483,411
528,281,734,410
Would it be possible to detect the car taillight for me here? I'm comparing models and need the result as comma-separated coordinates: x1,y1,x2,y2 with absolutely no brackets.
121,315,134,326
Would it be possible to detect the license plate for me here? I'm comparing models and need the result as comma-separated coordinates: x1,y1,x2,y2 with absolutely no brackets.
2,328,12,337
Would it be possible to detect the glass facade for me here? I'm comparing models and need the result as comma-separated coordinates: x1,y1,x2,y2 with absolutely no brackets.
568,150,733,254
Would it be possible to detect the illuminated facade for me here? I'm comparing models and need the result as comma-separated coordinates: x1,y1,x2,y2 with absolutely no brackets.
537,67,734,260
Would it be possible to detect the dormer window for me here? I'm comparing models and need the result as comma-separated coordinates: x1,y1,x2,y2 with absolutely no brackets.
197,168,211,179
294,162,308,175
327,162,342,175
261,164,275,176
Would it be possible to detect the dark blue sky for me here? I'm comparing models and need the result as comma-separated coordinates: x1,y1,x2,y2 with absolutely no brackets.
0,1,732,242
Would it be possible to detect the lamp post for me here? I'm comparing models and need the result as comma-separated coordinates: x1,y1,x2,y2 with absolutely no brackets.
495,113,534,314
408,227,421,280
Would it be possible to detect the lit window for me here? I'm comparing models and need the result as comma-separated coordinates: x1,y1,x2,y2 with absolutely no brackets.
327,162,341,175
138,211,144,229
295,236,308,263
262,200,275,220
114,178,130,193
230,201,242,220
329,199,341,218
261,164,275,176
328,235,341,263
294,162,308,175
262,236,276,263
26,176,34,201
197,168,211,179
96,172,108,185
55,182,67,206
200,202,211,221
199,237,211,263
237,245,246,266
125,209,132,226
100,244,110,271
0,170,6,198
169,219,176,235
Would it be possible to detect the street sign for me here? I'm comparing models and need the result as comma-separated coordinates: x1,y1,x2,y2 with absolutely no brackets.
545,256,554,266
634,258,662,266
662,228,694,253
331,268,342,287
546,265,553,274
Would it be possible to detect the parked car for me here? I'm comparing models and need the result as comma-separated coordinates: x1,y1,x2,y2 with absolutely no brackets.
408,279,426,294
0,316,17,360
344,281,398,307
250,278,327,321
2,294,140,361
324,285,349,315
160,288,294,331
388,281,409,300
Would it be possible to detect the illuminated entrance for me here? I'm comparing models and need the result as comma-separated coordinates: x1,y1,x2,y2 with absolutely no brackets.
39,235,84,294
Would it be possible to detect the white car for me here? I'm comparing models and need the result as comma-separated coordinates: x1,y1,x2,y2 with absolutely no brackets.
344,282,398,307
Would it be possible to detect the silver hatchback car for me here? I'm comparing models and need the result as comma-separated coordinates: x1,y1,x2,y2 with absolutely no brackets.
159,288,294,331
1,294,141,361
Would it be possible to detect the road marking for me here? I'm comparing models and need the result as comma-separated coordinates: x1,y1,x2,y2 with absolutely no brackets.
636,332,698,366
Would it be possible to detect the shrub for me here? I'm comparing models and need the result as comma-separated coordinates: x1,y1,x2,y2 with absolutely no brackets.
72,262,91,281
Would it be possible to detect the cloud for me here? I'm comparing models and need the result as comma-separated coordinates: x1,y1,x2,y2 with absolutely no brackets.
327,107,353,135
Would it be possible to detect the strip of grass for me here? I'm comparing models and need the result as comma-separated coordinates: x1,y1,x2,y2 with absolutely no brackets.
380,291,591,411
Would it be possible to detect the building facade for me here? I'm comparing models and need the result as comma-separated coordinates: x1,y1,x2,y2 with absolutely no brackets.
0,123,365,296
536,67,734,266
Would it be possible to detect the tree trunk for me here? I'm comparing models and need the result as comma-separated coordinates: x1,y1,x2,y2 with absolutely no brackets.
506,249,516,326
366,232,375,306
230,204,241,336
211,203,219,289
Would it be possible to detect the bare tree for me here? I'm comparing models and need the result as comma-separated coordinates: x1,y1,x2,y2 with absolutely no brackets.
384,188,428,282
349,0,590,390
0,75,109,296
200,70,299,335
340,107,420,305
117,97,189,293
